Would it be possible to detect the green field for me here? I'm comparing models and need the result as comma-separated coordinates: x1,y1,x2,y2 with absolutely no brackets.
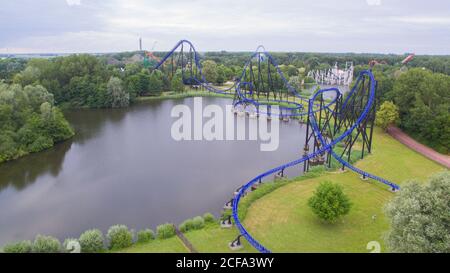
184,223,258,253
136,89,233,102
112,237,188,253
114,128,445,253
239,128,445,253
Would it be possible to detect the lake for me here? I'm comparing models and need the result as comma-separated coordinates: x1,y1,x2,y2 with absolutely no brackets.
0,97,308,245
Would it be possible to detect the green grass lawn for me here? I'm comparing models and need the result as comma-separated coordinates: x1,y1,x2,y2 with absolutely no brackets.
240,128,446,252
112,237,188,253
183,223,258,253
136,89,233,102
112,128,445,253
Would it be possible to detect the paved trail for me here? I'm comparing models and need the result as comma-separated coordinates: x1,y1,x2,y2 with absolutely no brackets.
387,126,450,169
173,225,198,253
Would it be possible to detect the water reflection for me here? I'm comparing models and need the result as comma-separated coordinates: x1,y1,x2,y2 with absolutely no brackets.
0,141,72,192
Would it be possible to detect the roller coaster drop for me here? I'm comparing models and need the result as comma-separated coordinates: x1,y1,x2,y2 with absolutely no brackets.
152,40,400,253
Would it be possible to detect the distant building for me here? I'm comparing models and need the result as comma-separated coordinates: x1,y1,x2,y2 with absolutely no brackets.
125,54,144,64
307,62,354,86
106,57,121,66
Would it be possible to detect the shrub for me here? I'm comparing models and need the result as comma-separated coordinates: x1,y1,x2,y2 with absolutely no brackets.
156,223,176,239
308,181,352,223
3,240,32,253
179,219,195,233
107,225,133,250
203,213,215,223
192,216,205,230
32,235,61,253
79,229,104,253
179,222,188,233
375,101,400,130
385,172,450,253
137,229,155,243
28,135,53,153
63,238,80,253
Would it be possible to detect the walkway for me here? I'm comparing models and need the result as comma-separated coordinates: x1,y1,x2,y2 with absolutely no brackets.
387,126,450,169
173,225,198,253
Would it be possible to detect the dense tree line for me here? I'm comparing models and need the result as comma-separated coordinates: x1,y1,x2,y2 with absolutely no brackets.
0,58,27,83
352,63,449,154
201,51,450,75
5,55,185,109
0,82,74,163
390,69,449,153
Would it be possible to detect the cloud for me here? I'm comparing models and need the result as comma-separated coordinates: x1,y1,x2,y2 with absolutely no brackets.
390,16,450,25
66,0,81,6
1,0,449,54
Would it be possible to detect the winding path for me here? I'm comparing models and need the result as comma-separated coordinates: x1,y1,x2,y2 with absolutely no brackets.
387,126,450,169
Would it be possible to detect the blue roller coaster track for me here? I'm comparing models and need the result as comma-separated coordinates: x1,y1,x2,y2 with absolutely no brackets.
153,40,400,253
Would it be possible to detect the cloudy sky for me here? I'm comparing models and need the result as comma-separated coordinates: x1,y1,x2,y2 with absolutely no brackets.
0,0,449,54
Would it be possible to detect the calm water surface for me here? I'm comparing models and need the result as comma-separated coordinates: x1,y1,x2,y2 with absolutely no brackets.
0,97,307,245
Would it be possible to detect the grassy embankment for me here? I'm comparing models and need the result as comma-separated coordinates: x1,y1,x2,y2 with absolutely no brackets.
116,128,445,253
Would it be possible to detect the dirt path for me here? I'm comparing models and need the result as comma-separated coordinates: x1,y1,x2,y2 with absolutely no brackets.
387,126,450,169
173,225,198,253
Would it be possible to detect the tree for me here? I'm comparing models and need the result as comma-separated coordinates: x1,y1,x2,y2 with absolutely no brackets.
392,68,450,153
375,101,400,130
372,70,395,102
148,72,164,95
0,58,27,82
385,172,450,253
202,60,218,83
24,85,54,110
308,181,352,223
304,76,315,85
170,71,185,92
126,70,150,96
287,65,299,77
0,82,73,163
106,77,129,108
13,66,41,86
306,56,320,71
288,76,302,91
216,65,226,85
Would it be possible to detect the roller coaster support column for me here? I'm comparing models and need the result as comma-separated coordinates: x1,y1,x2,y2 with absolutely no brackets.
367,79,378,154
224,198,234,210
229,235,244,251
303,99,312,172
221,216,233,228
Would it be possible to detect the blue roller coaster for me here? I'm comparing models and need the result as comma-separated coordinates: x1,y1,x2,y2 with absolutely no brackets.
153,40,400,253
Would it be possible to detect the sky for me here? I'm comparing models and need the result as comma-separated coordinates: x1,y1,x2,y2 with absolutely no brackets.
0,0,449,54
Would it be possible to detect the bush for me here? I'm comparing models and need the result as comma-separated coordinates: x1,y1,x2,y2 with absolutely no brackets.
179,219,195,233
63,238,80,253
28,135,53,153
3,240,32,253
308,181,352,223
203,213,215,223
79,229,104,253
385,172,450,253
156,223,176,239
375,101,400,130
137,229,155,243
32,235,61,253
192,216,205,230
107,225,133,250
